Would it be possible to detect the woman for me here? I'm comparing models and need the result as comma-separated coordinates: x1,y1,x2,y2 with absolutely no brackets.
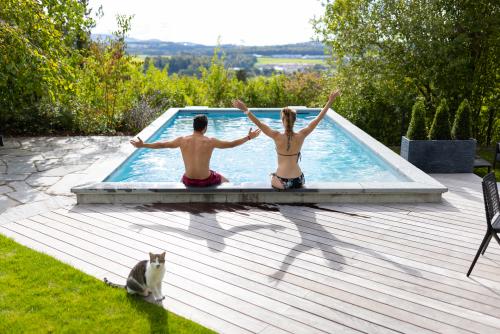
232,89,341,190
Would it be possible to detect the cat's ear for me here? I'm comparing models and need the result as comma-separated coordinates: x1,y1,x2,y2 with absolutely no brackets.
149,252,153,259
160,252,166,259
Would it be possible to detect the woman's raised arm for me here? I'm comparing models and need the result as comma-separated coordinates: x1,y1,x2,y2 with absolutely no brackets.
232,99,279,139
299,89,341,137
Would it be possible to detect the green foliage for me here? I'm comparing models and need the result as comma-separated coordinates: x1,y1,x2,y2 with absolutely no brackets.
314,0,500,145
429,99,452,140
475,146,500,180
0,0,91,134
143,54,257,76
284,72,326,107
3,0,499,150
0,234,216,334
329,68,415,145
200,48,238,107
71,18,139,134
452,99,473,140
406,98,428,140
0,3,327,136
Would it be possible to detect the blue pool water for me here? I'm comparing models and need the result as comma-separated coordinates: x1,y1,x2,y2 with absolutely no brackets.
106,111,409,183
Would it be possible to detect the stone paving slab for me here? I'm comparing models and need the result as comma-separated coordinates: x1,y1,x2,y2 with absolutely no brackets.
61,156,100,165
0,185,13,195
37,165,91,177
0,136,129,216
5,163,38,174
0,195,20,212
25,175,62,187
2,155,44,163
0,148,39,156
0,174,29,181
40,149,73,159
7,181,53,204
47,173,93,196
0,139,21,149
34,159,61,172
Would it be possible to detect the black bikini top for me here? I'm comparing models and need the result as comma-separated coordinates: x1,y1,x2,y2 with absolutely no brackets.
276,150,302,162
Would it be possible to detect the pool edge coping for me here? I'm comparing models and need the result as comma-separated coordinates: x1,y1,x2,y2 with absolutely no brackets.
71,107,447,202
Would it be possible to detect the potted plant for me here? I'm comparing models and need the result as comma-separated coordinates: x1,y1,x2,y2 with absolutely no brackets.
401,98,476,173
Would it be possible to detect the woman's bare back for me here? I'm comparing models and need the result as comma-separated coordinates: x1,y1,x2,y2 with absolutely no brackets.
274,132,306,178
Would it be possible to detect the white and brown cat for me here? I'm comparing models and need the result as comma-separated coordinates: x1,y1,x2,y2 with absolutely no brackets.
105,252,166,304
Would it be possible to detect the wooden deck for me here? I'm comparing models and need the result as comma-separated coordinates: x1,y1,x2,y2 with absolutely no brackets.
1,173,500,333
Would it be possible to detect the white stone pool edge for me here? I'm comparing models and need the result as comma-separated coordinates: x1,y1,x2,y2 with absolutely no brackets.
71,107,447,204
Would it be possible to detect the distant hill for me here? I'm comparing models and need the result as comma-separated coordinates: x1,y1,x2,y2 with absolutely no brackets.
91,34,326,56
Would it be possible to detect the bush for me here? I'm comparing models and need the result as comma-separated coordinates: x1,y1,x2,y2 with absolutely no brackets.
406,98,427,140
429,99,451,140
451,99,472,140
120,93,165,134
284,72,326,107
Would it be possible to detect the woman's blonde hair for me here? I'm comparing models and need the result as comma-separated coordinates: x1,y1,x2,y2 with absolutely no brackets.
281,107,297,151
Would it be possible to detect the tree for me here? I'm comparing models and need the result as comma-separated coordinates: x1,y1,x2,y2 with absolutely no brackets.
72,14,138,133
429,99,452,140
235,69,247,82
201,47,236,107
314,0,500,145
406,98,427,140
0,0,95,134
451,99,472,140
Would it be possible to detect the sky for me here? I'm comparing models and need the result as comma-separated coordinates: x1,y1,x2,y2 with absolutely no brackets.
88,0,325,46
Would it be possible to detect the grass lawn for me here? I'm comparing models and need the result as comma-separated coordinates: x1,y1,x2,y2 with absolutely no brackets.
0,234,216,334
256,57,324,65
474,146,500,179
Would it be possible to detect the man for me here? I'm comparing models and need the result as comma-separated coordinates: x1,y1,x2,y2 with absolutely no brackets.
130,114,261,187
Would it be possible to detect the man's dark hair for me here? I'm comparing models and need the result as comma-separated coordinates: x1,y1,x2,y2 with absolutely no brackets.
193,114,208,132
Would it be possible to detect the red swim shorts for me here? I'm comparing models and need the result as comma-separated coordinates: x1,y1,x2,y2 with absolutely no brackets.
182,170,222,187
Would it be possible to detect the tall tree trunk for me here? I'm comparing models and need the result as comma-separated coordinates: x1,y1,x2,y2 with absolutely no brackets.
485,106,496,146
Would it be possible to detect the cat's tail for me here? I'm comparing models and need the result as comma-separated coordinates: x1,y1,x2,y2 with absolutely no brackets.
104,277,126,289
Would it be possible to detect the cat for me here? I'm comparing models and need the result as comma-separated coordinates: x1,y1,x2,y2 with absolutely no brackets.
104,252,166,304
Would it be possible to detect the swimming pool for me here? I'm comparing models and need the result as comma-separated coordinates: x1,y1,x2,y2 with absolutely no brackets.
106,111,409,184
71,107,447,204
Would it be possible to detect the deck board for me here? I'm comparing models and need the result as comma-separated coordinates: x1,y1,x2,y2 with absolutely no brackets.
2,173,500,333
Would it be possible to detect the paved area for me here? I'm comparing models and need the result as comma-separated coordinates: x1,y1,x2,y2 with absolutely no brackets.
0,136,129,222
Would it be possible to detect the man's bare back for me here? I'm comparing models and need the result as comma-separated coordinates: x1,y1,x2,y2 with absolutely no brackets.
130,115,260,186
179,133,221,180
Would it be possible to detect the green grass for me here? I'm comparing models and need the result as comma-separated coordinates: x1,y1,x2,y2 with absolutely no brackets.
256,57,324,65
474,146,500,179
0,235,216,334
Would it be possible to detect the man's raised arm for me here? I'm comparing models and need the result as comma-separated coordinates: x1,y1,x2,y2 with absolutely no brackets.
130,137,182,149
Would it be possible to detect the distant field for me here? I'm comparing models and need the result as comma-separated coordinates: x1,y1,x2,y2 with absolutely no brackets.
130,55,171,62
256,57,325,65
130,56,144,63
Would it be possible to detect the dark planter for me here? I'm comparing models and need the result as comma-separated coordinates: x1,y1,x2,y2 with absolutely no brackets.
400,136,476,173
